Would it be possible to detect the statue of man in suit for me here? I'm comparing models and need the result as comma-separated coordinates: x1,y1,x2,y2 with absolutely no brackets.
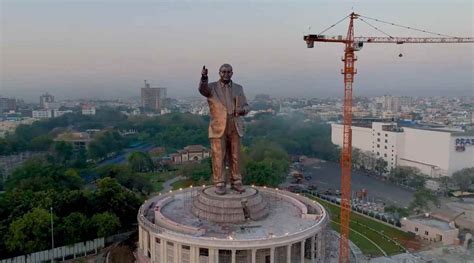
199,64,249,195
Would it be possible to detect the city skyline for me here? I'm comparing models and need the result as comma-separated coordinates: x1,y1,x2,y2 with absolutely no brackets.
1,0,473,101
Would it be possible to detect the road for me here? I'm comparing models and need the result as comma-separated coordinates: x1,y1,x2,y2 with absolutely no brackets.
98,143,155,167
302,161,414,207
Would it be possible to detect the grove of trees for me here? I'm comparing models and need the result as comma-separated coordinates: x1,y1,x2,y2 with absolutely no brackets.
352,148,388,175
0,157,144,258
388,166,427,189
451,167,474,192
0,111,346,258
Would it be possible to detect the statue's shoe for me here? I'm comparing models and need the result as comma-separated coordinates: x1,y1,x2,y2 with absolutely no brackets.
215,185,227,195
231,183,245,193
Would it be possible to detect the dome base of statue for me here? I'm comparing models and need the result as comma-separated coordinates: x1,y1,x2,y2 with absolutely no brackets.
191,185,269,223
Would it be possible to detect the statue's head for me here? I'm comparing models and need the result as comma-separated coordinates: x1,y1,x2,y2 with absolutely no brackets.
219,64,233,83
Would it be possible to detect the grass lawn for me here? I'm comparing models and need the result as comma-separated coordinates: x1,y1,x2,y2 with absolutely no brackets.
330,221,384,257
307,194,416,256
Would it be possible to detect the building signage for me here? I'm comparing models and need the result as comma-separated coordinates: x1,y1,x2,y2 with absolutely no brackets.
455,137,474,152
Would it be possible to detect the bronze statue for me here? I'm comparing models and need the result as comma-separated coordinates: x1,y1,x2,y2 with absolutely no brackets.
199,64,249,195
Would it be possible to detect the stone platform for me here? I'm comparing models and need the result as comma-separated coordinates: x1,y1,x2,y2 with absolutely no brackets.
191,186,268,223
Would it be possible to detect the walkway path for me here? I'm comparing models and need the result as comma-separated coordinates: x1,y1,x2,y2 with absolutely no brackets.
160,176,184,193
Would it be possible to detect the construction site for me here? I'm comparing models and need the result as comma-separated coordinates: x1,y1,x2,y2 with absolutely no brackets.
133,11,474,263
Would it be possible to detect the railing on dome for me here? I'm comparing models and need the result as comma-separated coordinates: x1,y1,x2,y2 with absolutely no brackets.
137,186,329,245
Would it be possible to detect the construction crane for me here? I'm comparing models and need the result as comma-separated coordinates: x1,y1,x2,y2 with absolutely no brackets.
303,12,473,263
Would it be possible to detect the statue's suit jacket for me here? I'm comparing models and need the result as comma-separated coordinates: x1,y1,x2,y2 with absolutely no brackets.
199,80,249,139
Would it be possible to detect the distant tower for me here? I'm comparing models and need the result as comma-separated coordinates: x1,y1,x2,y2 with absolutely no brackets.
40,93,55,109
140,81,167,112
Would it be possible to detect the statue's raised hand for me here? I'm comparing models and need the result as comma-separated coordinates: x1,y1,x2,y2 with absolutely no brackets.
201,66,208,78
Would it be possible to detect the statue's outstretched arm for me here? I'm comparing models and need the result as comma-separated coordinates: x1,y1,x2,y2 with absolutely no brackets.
199,65,212,97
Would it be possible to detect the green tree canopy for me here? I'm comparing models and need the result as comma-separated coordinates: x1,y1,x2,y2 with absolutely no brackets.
61,212,90,244
452,167,474,192
179,158,212,184
389,166,426,189
5,159,83,192
54,141,74,165
409,188,439,212
128,151,154,172
6,208,52,253
30,135,53,151
91,212,121,237
98,164,153,194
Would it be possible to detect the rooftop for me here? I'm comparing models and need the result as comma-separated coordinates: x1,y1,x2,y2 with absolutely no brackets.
408,216,455,231
141,187,327,240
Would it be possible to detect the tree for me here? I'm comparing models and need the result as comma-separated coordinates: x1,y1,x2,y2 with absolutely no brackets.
30,135,53,151
98,164,153,194
384,205,409,220
54,141,74,165
92,177,142,225
73,147,88,168
389,166,425,189
244,116,339,162
244,160,284,187
61,212,90,244
375,158,388,175
180,159,212,184
352,148,362,169
452,167,474,192
128,151,154,172
6,208,53,253
91,212,121,237
242,140,289,187
409,188,439,212
5,159,83,192
409,174,427,189
438,176,452,196
87,131,126,160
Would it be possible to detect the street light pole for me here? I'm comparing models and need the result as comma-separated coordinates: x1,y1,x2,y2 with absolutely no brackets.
50,206,54,263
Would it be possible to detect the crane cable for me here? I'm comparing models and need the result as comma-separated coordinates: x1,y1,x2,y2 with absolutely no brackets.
318,14,352,35
358,15,458,38
358,18,394,39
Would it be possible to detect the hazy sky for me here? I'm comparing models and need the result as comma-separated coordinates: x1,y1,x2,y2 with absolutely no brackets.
1,0,473,101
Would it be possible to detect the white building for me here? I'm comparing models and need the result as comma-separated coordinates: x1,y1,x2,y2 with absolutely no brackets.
82,106,96,115
53,109,73,117
332,122,404,171
32,110,53,119
43,102,61,110
401,214,459,245
39,93,54,108
331,122,474,177
137,186,329,263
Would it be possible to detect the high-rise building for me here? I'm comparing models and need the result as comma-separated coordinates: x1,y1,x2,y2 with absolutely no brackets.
399,96,414,107
381,95,401,113
140,81,167,112
40,93,55,108
0,97,17,112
